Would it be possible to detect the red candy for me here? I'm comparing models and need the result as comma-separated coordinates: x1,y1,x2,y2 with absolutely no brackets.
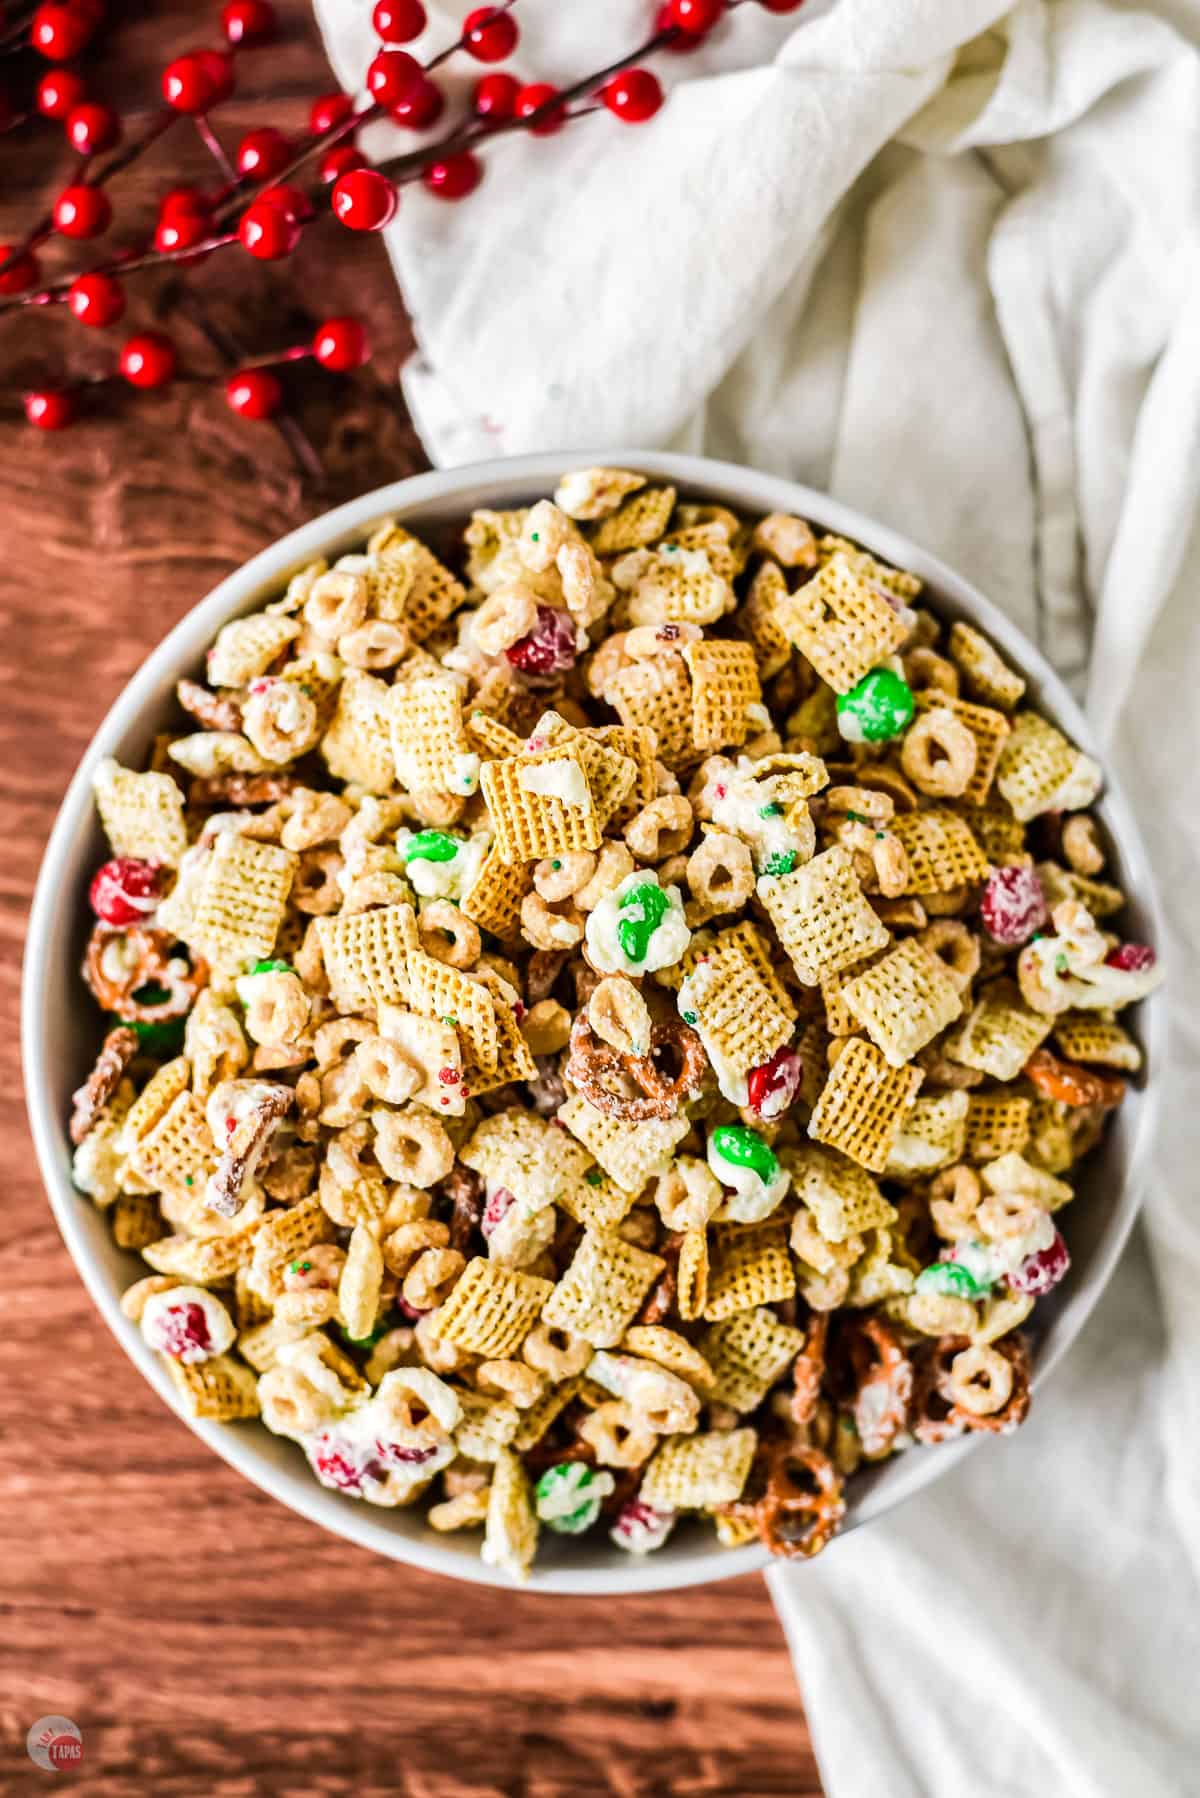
145,1300,212,1361
89,857,163,925
980,864,1048,947
505,605,577,675
307,1428,387,1496
1010,1229,1071,1297
746,1045,802,1121
1105,942,1156,973
481,1185,516,1238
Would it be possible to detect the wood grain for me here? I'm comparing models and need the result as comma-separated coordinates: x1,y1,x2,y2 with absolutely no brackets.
0,7,821,1793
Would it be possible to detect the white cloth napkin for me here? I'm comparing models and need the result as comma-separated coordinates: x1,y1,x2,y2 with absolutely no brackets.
314,2,1200,1791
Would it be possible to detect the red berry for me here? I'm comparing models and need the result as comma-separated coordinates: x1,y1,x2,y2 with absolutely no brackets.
388,75,443,129
669,0,724,29
506,606,577,674
309,90,354,135
226,368,282,419
331,167,397,231
66,269,124,327
472,70,519,122
220,0,278,46
35,66,87,119
366,47,420,107
481,1185,515,1238
422,150,482,200
260,181,313,223
158,185,211,220
758,0,806,10
31,2,96,60
980,864,1048,947
89,857,163,924
514,82,565,134
318,144,365,184
24,388,77,431
372,0,425,41
462,5,518,61
1010,1229,1070,1298
601,68,663,122
65,99,120,154
119,331,177,389
746,1045,802,1122
312,315,369,371
154,208,212,254
161,48,234,113
1105,942,1157,973
0,244,40,295
237,195,301,259
53,182,111,239
656,1,708,48
235,125,290,179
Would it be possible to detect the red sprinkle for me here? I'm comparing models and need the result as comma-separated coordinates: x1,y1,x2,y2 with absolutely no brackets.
437,1066,461,1084
980,864,1048,947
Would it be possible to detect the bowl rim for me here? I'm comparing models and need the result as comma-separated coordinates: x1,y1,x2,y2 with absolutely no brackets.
21,448,1167,1596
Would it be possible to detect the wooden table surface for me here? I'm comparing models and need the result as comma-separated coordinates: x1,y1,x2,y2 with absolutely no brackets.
0,6,821,1793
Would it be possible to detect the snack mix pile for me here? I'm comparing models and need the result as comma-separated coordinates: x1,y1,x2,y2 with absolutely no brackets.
71,469,1162,1577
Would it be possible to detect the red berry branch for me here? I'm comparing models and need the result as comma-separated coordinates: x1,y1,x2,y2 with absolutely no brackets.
0,0,807,452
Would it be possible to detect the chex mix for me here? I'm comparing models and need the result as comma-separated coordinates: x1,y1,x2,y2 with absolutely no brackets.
70,470,1162,1577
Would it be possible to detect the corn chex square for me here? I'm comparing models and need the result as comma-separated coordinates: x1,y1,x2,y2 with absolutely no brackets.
739,560,793,678
964,1091,1032,1162
605,654,697,769
482,1447,539,1582
839,937,964,1068
1037,862,1125,920
640,1427,757,1511
996,713,1101,823
369,524,466,641
143,1226,257,1284
889,809,991,894
627,546,733,628
958,804,1027,867
316,903,417,1011
943,979,1052,1082
388,676,475,799
93,759,188,867
884,1090,969,1176
700,1310,806,1414
758,845,890,987
914,691,1011,805
541,1231,665,1348
528,711,638,830
807,1038,923,1173
466,708,524,760
785,1143,896,1242
587,723,657,826
677,932,795,1094
459,843,531,944
206,612,300,687
460,1110,588,1210
247,1195,334,1299
822,950,888,1036
589,484,676,555
166,1354,260,1421
1052,1014,1142,1072
513,1377,583,1452
703,1221,795,1321
463,970,537,1094
773,552,909,694
454,1389,522,1463
191,833,297,973
557,1163,640,1233
682,639,762,752
435,1258,553,1359
948,620,1026,711
321,668,395,793
817,535,923,602
406,951,499,1074
480,743,601,864
125,1090,216,1195
558,1094,689,1193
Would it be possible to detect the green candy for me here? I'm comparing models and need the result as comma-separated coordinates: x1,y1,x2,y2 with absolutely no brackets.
711,1123,779,1187
915,1261,989,1301
116,1014,186,1055
535,1462,609,1534
249,957,292,976
405,829,459,864
836,667,915,744
616,879,669,965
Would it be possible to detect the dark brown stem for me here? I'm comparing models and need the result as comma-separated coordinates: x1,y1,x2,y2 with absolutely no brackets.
194,113,237,185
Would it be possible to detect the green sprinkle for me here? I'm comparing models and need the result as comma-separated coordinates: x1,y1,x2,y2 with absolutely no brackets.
836,667,915,745
405,829,459,865
846,810,868,824
681,1009,699,1026
1054,952,1069,975
249,958,292,976
299,684,313,698
763,850,797,877
442,1014,458,1026
585,1169,603,1187
551,859,562,871
875,831,886,841
616,880,670,965
758,801,785,819
711,1123,779,1188
530,531,540,542
184,1176,194,1187
289,1260,312,1276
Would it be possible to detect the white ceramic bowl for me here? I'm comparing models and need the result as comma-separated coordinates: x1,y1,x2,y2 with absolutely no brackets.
23,451,1166,1595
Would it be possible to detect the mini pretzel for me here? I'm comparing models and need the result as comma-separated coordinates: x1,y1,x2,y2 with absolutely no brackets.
565,1008,706,1122
176,678,243,734
444,1162,485,1253
900,708,977,798
189,771,299,809
848,1316,914,1458
70,1025,138,1145
1023,1047,1126,1109
82,924,208,1024
791,1314,829,1428
208,1082,294,1216
755,1443,846,1560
